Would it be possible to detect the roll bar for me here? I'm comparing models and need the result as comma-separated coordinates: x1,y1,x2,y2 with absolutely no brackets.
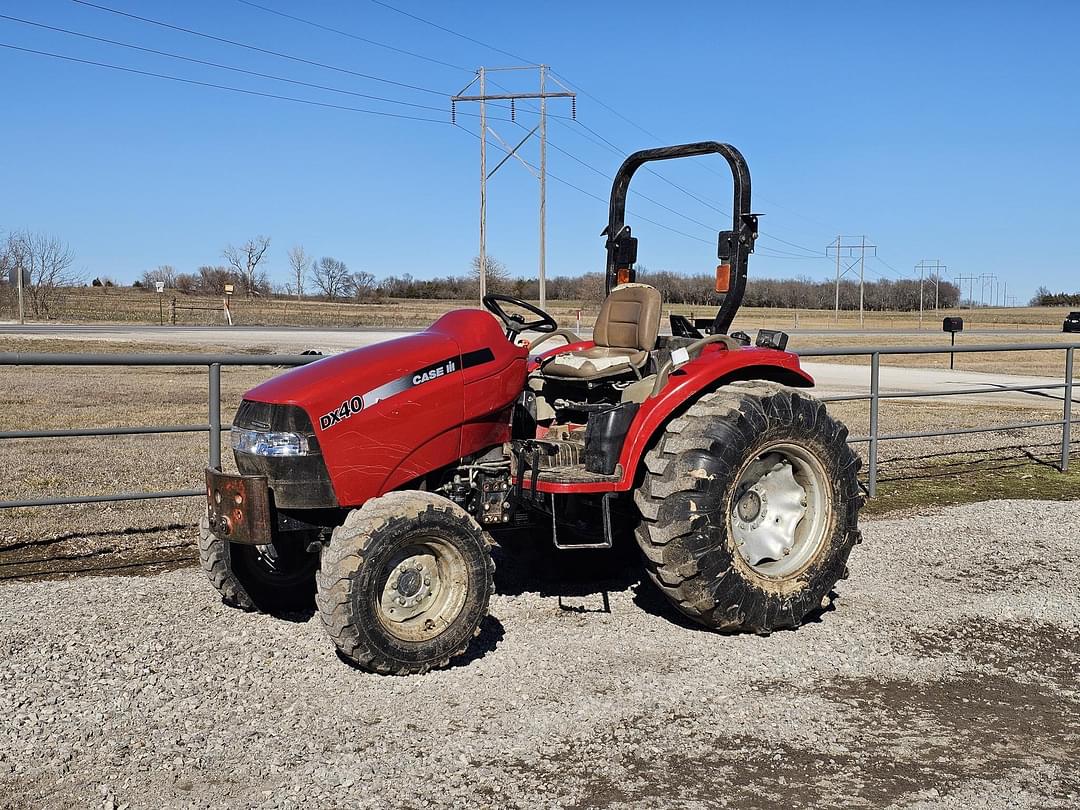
602,141,758,336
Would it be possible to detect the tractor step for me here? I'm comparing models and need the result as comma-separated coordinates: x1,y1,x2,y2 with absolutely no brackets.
550,492,616,550
536,465,620,485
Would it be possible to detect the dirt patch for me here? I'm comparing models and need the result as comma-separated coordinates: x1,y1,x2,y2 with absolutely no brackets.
906,619,1080,688
506,667,1080,809
0,524,195,581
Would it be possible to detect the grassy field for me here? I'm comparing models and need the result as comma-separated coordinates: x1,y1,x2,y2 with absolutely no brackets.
3,284,1077,333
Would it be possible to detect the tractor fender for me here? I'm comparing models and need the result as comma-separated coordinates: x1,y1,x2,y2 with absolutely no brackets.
614,347,813,491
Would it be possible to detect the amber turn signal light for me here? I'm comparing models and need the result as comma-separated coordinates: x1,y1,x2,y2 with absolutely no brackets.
715,264,731,293
616,267,631,285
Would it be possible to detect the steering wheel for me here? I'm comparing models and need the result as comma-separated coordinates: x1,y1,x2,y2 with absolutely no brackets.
482,294,558,337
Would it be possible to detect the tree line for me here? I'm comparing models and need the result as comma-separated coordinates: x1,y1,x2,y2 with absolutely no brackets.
7,227,1070,315
379,263,964,311
1030,287,1080,307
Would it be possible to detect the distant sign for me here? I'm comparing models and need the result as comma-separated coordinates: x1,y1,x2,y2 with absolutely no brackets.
155,281,165,294
224,283,235,295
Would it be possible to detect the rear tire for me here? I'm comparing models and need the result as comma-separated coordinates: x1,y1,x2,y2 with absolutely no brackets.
315,491,494,675
198,513,318,614
634,382,862,632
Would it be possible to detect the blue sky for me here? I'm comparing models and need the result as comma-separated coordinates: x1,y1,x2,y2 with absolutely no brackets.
1,0,1078,303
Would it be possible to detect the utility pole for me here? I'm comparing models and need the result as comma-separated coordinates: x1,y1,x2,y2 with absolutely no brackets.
538,65,547,310
478,67,486,304
915,260,947,316
954,273,977,309
15,258,24,325
826,236,877,325
915,260,948,328
833,235,841,322
859,235,866,325
979,273,996,308
452,66,575,308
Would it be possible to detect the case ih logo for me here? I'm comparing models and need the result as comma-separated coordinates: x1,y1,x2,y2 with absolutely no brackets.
319,396,364,430
413,358,455,385
316,352,494,432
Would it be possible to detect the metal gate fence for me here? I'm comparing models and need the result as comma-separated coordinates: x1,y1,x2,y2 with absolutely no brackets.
0,341,1076,508
794,342,1076,496
0,353,318,509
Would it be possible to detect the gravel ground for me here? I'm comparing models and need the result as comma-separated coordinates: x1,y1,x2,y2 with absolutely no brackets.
1,499,1079,809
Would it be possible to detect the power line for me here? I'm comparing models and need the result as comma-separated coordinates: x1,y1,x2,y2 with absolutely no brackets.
368,0,532,65
0,41,449,123
451,124,713,247
323,1,839,261
353,1,846,260
69,0,450,97
0,13,510,120
827,236,877,324
234,0,470,72
50,0,897,282
559,107,829,258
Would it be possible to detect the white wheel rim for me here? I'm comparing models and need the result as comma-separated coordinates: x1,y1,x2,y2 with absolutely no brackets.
729,442,831,579
376,537,469,642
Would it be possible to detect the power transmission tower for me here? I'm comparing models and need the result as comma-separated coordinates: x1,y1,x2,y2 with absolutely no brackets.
826,236,877,325
915,259,947,328
955,273,978,309
452,65,575,308
979,273,997,308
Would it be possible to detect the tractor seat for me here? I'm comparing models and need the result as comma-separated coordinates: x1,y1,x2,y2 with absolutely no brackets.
542,283,662,380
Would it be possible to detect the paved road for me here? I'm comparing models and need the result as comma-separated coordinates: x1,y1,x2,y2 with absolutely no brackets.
0,322,410,352
2,322,1073,407
802,362,1071,408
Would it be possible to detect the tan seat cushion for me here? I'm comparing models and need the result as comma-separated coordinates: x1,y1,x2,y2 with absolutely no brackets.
540,283,661,381
542,346,647,379
593,283,662,352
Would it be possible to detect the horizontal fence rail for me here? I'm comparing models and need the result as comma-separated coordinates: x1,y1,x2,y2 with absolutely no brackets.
0,353,320,509
0,342,1077,507
794,341,1078,495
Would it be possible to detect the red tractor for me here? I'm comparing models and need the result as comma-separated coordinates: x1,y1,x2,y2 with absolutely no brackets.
201,142,862,675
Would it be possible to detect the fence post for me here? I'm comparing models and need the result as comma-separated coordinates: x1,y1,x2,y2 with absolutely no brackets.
868,352,880,497
170,297,176,325
1063,346,1074,472
208,363,221,470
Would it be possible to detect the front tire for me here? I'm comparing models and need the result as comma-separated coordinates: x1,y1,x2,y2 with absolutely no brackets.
197,513,318,613
315,491,494,675
634,382,862,632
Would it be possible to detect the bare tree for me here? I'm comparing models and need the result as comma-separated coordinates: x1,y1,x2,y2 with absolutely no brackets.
4,231,80,318
223,236,271,298
470,254,511,294
287,245,310,299
311,256,350,301
140,265,177,289
347,269,376,301
197,266,226,294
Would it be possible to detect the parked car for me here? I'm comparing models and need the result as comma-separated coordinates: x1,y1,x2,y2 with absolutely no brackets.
1064,311,1080,333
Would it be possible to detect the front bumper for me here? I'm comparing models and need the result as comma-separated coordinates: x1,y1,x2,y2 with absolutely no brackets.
205,467,272,545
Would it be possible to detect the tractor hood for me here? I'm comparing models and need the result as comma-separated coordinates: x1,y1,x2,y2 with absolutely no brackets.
245,309,516,418
239,309,527,506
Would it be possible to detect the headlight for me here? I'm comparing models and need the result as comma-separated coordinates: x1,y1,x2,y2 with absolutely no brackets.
230,427,311,457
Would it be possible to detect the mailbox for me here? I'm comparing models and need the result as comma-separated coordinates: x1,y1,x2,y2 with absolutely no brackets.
942,317,964,333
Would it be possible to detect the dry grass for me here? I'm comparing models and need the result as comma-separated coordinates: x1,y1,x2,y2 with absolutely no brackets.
6,285,1078,332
